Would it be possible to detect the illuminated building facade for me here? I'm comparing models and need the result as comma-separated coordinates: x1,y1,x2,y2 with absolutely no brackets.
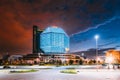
40,26,69,54
105,49,120,64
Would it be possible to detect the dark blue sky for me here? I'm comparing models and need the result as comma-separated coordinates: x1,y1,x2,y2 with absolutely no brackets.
0,0,120,54
70,16,120,52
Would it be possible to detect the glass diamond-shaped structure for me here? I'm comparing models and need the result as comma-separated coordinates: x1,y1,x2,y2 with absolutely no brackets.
40,26,69,54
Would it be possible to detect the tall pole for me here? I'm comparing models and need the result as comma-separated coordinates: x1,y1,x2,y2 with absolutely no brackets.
96,37,98,65
95,35,99,70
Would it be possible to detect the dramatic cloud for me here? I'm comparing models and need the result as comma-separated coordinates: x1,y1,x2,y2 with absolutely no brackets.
0,0,119,55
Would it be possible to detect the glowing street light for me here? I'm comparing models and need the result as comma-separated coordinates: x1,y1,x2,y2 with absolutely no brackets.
95,35,99,40
106,56,113,64
105,54,114,64
105,55,114,69
97,57,101,61
94,35,99,69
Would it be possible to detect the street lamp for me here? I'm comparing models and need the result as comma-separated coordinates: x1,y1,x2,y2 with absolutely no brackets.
38,53,41,63
94,35,99,69
106,56,113,64
105,54,114,69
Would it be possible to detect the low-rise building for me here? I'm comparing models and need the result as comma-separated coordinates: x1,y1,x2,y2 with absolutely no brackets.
105,49,120,64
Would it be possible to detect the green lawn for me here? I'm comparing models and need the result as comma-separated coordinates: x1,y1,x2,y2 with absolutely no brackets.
60,69,77,74
10,69,38,73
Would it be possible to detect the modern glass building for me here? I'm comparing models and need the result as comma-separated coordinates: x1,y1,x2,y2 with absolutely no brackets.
40,26,69,54
33,25,44,53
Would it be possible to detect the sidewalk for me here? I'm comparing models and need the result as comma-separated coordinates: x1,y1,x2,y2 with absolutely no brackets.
76,68,120,72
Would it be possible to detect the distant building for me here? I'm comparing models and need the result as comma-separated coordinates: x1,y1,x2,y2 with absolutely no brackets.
23,54,41,64
33,25,44,53
105,49,120,64
40,26,69,54
8,55,23,61
23,54,40,60
2,54,10,61
22,53,82,65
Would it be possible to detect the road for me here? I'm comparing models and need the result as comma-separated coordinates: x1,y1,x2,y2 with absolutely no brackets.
0,66,120,80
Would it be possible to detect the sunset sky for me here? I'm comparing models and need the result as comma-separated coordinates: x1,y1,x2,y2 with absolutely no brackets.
0,0,120,55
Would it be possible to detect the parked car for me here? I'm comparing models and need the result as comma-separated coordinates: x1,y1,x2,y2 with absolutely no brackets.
3,65,11,69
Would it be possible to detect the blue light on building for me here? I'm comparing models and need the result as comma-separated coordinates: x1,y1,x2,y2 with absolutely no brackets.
40,26,69,54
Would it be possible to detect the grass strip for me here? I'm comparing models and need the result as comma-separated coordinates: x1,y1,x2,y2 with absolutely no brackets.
10,69,38,73
60,69,77,74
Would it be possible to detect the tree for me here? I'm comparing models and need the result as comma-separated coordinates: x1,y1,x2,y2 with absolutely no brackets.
69,60,74,65
0,59,3,65
93,59,96,64
88,60,93,65
58,60,62,65
75,60,79,64
79,59,83,65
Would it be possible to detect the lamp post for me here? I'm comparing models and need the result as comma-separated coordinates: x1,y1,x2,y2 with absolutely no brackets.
94,35,99,70
106,54,114,69
38,53,41,64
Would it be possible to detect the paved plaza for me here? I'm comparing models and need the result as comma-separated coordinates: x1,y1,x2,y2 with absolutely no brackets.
0,66,120,80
